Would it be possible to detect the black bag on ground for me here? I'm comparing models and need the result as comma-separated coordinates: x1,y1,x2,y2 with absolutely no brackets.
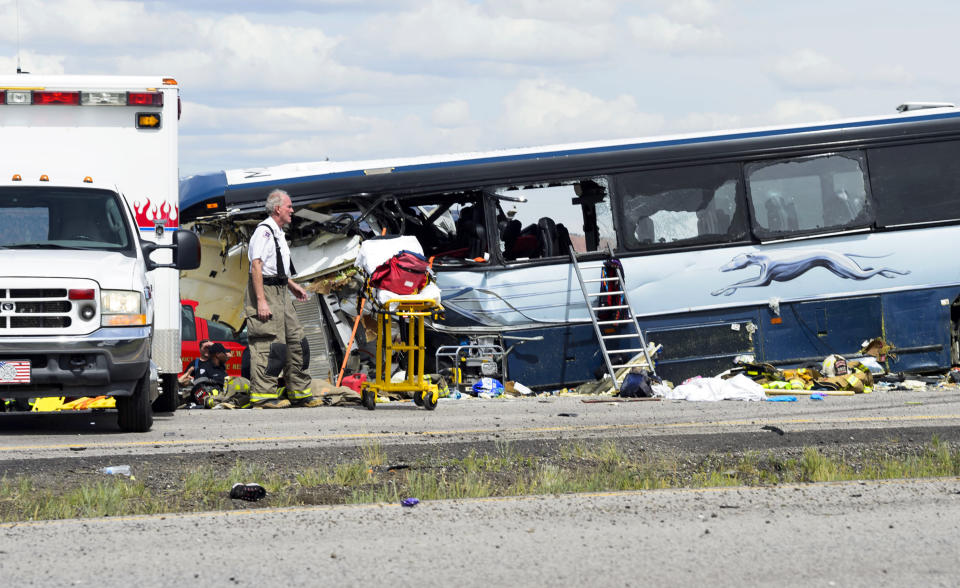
619,370,655,398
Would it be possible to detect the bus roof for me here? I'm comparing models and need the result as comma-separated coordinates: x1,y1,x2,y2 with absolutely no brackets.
180,104,960,220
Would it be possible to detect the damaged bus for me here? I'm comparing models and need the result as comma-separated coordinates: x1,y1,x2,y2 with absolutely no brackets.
180,102,960,387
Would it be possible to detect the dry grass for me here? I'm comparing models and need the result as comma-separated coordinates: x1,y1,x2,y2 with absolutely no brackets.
2,438,958,523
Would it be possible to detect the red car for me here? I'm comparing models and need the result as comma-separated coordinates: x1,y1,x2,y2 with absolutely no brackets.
180,299,245,377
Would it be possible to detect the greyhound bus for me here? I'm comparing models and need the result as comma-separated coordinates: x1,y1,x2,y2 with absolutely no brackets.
180,102,960,386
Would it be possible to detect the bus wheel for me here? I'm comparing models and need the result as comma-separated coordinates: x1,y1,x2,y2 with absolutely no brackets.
151,373,179,414
118,372,154,432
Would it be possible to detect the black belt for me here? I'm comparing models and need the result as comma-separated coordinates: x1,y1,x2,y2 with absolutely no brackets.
263,276,288,286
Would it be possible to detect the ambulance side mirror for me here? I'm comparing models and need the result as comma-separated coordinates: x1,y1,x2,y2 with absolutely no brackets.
142,229,201,271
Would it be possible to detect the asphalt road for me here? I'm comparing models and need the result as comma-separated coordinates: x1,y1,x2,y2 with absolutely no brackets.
2,386,960,586
2,477,959,587
1,385,959,462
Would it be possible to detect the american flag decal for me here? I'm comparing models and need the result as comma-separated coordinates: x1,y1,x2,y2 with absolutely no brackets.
0,360,30,384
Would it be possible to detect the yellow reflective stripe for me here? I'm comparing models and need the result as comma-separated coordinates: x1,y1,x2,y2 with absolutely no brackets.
250,392,279,401
288,388,312,400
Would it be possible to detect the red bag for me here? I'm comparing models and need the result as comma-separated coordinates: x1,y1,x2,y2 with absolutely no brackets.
369,251,429,295
341,373,367,393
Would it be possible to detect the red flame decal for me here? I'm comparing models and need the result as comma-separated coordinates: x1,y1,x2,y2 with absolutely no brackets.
134,197,179,230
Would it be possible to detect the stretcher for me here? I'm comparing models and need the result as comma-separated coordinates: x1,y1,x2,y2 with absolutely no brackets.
361,297,444,410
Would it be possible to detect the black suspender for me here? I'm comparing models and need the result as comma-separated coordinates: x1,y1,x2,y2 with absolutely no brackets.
256,222,296,283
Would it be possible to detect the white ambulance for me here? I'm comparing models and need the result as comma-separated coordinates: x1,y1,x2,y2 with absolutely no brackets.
0,74,200,431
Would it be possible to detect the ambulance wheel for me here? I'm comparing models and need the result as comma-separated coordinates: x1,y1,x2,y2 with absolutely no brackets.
422,389,438,411
361,389,376,411
118,371,153,432
413,390,423,406
152,373,179,414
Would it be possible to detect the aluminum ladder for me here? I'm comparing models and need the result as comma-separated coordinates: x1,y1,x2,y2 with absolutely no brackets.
569,246,655,390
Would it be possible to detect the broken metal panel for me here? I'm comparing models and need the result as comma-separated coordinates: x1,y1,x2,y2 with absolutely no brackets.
179,233,249,330
882,287,954,373
436,264,591,329
505,324,600,389
652,321,755,361
760,296,882,364
292,296,337,384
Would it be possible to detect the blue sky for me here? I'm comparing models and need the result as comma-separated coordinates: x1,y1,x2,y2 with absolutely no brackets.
1,0,957,177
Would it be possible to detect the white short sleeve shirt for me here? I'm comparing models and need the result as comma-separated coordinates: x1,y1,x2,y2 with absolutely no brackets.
248,217,291,277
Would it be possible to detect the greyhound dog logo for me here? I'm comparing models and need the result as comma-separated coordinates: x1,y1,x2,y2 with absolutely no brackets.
711,249,910,296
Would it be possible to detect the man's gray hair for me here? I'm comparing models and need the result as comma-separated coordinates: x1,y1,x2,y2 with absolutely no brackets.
266,189,289,214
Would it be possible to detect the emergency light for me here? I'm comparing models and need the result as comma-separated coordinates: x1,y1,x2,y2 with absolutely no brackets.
0,89,163,107
33,91,80,105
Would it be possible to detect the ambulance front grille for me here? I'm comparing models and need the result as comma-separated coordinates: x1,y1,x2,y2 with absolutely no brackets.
0,289,74,330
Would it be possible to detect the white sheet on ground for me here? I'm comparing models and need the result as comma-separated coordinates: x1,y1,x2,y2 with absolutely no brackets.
663,374,765,402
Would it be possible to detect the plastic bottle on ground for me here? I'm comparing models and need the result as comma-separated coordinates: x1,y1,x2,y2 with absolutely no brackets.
101,465,131,476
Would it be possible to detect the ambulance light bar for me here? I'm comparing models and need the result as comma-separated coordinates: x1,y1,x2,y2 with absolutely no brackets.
0,89,163,106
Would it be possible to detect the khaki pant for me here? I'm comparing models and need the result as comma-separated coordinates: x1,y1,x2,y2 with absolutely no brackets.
206,376,253,408
244,279,312,403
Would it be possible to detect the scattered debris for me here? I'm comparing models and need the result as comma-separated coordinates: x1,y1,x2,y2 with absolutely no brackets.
100,465,132,476
761,425,785,436
230,483,267,502
580,397,662,403
557,413,579,417
401,497,420,507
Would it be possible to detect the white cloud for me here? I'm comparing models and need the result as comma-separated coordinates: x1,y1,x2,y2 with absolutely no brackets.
663,0,720,25
864,64,913,86
109,14,428,97
113,14,348,91
495,79,664,145
0,51,65,74
6,0,171,47
179,104,486,174
358,0,612,65
673,100,842,135
481,0,619,22
181,102,368,134
626,14,724,53
772,49,917,92
432,99,470,127
766,99,841,124
674,111,744,133
772,49,849,91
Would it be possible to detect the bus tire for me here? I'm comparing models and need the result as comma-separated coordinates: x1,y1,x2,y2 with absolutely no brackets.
151,373,179,414
118,372,154,432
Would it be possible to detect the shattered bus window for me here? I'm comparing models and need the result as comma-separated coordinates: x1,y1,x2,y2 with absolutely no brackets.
617,163,748,250
382,193,487,264
745,152,872,239
494,178,613,261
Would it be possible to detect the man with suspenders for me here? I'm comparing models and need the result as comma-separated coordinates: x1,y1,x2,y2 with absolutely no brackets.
244,189,321,408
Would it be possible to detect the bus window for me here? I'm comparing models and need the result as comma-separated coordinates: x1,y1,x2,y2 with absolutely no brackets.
867,139,960,227
615,163,747,250
745,152,871,239
492,178,613,261
390,193,488,264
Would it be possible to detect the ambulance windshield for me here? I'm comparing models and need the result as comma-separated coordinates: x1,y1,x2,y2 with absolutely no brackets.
0,187,134,253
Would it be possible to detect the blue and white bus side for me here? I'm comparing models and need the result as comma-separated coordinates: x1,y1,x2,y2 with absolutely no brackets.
181,104,960,387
